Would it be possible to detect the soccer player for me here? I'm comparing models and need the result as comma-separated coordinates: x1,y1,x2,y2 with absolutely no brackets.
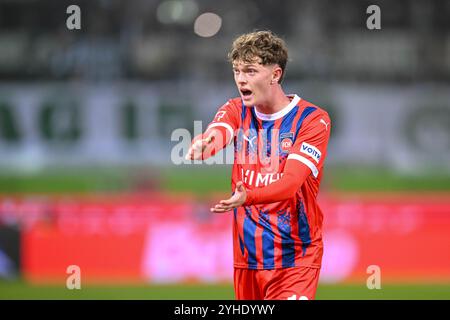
185,31,331,300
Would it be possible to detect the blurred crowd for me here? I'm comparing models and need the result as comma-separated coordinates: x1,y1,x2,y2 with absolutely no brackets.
0,0,449,82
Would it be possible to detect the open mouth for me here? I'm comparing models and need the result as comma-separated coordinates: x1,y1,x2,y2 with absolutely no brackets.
240,89,253,97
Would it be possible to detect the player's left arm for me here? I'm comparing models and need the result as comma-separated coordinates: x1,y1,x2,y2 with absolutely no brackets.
211,112,331,213
210,160,310,212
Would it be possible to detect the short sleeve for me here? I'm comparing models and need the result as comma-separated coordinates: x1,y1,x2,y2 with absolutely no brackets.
206,100,241,144
287,112,331,178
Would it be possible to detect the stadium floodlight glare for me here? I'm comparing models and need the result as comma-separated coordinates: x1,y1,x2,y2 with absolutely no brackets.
194,12,222,38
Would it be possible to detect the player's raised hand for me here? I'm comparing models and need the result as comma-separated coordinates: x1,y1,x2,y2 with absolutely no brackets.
211,181,247,213
185,132,215,160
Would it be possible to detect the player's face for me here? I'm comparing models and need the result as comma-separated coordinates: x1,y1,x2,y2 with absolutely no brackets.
232,59,276,106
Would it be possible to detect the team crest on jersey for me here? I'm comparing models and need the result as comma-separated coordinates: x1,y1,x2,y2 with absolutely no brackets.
279,132,294,152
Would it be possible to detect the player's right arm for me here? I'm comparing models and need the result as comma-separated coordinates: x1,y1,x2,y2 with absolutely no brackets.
185,100,241,160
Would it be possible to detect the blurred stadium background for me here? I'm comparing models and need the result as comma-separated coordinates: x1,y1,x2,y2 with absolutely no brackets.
0,0,449,299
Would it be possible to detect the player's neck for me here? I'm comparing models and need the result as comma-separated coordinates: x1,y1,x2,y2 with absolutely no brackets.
254,87,291,115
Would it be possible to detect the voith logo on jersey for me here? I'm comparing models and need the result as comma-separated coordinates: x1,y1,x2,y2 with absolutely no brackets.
279,132,294,152
300,142,321,163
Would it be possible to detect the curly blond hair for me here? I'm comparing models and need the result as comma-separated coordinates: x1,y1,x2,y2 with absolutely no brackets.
228,30,288,83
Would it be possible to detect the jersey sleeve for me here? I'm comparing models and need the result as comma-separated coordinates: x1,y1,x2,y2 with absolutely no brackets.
287,112,331,178
206,100,241,145
244,159,311,205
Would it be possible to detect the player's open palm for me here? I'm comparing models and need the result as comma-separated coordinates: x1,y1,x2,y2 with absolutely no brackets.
211,181,247,213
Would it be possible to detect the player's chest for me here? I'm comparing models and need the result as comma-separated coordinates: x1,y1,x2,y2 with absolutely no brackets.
233,123,295,159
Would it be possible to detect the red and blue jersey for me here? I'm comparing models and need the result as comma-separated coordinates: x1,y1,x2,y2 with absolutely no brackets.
207,94,331,269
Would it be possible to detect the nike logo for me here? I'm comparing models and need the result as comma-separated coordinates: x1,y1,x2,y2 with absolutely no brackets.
320,119,330,130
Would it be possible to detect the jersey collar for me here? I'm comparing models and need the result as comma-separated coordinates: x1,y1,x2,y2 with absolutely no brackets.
254,94,301,121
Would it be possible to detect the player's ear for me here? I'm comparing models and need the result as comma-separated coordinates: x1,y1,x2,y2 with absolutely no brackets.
271,66,282,84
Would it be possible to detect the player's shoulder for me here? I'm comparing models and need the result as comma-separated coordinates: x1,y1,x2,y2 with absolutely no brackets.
298,97,330,122
220,97,251,118
219,97,243,110
228,97,244,108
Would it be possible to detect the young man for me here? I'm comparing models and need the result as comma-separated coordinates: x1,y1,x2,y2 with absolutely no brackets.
186,31,331,300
